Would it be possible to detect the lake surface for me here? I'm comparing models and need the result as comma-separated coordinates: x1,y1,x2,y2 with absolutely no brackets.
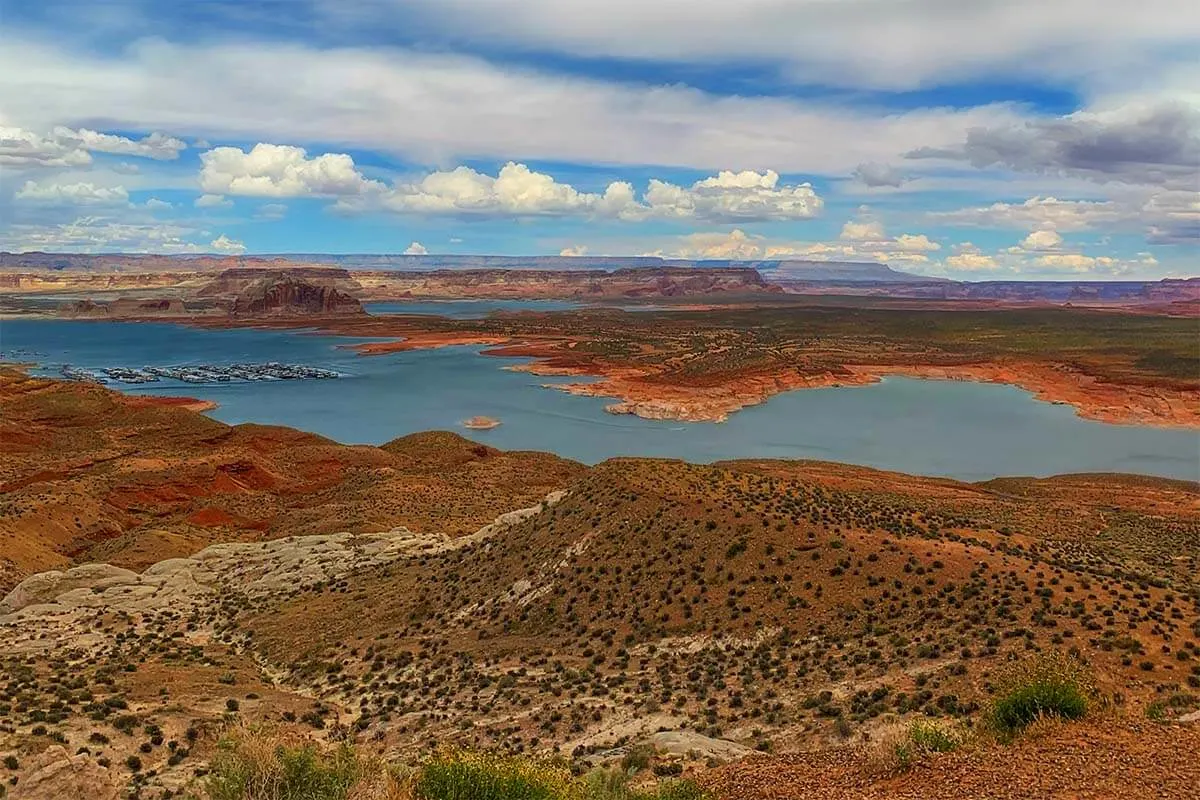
2,313,1197,482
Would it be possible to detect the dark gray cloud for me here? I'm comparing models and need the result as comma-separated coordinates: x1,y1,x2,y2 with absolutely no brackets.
1147,220,1200,244
907,103,1200,188
852,162,908,187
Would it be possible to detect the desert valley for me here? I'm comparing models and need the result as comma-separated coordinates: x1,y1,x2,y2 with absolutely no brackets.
1,254,1198,800
3,3,1199,796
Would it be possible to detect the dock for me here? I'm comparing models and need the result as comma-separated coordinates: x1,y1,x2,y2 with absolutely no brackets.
58,362,341,385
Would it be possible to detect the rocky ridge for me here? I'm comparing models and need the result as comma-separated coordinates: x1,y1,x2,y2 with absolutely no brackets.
2,490,568,646
0,494,569,797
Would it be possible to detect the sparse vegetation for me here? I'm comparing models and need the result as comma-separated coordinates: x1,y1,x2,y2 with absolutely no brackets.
415,753,710,800
415,751,570,800
205,727,377,800
1,364,1197,799
201,734,708,800
868,720,963,774
990,651,1093,735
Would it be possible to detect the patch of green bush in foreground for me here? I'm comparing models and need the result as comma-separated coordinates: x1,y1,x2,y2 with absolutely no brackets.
203,728,709,800
415,752,570,800
989,651,1092,735
205,731,369,800
868,720,964,774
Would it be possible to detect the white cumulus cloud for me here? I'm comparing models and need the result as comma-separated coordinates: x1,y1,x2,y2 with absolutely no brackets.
210,234,246,254
647,223,940,265
1017,229,1065,251
15,180,130,206
403,241,428,255
933,241,1162,277
195,193,233,208
384,162,596,216
0,216,210,254
839,219,887,241
0,126,184,169
199,143,383,197
0,127,91,168
655,229,767,260
260,152,828,222
943,243,1000,272
832,216,941,262
929,196,1128,231
60,127,186,161
893,233,940,252
640,170,822,221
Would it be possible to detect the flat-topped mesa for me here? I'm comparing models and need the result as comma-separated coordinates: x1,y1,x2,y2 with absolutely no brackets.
352,265,780,299
53,268,367,318
197,265,361,295
609,266,775,297
230,273,364,316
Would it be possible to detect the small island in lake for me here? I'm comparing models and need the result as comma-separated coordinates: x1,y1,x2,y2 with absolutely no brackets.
462,415,502,430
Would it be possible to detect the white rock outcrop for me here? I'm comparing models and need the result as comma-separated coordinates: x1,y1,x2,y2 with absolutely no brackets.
9,745,120,800
0,490,570,655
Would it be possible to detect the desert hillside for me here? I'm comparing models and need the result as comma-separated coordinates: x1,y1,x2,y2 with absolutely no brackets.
0,368,582,593
1,373,1197,798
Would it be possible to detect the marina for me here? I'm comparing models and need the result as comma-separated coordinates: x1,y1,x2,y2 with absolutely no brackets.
59,362,341,385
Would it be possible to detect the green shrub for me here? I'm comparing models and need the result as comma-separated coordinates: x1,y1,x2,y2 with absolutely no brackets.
580,766,709,800
989,651,1091,735
619,745,653,774
874,720,962,773
416,752,569,800
416,754,709,800
639,781,709,800
1147,693,1199,722
201,733,706,800
206,731,363,800
906,720,959,753
583,767,630,800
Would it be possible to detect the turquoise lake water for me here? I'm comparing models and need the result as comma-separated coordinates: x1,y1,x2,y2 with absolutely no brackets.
2,314,1197,482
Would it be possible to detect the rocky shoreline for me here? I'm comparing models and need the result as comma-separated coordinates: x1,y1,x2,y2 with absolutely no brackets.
498,356,1200,429
19,302,1200,430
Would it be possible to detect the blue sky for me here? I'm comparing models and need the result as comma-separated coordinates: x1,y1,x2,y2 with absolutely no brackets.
0,0,1196,279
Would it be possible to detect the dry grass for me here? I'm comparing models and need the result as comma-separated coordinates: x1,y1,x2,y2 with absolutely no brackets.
864,719,967,775
197,730,708,800
204,723,409,800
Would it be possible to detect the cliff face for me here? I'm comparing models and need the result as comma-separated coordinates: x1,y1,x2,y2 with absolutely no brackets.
59,297,189,317
53,270,365,319
232,275,364,316
352,266,778,299
773,277,1200,306
197,267,361,297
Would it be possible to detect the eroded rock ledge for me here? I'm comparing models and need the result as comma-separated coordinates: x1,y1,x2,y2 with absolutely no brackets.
1,490,567,651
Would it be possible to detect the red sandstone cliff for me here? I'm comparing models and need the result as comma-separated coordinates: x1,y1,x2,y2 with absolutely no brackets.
231,275,363,316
